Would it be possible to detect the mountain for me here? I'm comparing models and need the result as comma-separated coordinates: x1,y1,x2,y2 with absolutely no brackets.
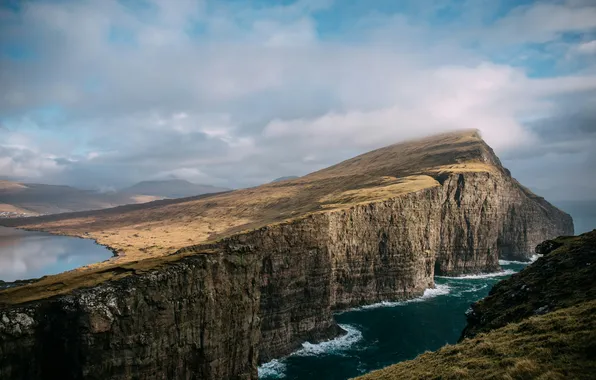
0,180,160,216
357,230,596,380
0,130,574,380
270,176,299,183
121,179,230,199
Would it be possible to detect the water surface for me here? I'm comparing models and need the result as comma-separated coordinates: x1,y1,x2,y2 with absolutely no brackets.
259,262,528,380
0,226,114,284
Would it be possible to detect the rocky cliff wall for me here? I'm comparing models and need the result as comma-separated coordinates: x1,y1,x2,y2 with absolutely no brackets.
216,171,572,362
0,254,261,380
219,189,440,362
0,171,573,379
435,171,573,273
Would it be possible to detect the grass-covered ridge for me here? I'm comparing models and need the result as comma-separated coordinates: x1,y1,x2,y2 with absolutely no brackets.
355,230,596,380
0,130,530,305
1,130,501,263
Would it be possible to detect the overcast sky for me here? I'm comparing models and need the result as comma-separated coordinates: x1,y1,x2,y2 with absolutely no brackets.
1,0,595,201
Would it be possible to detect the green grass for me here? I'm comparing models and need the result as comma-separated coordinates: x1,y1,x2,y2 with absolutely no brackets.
355,299,596,380
355,230,596,380
462,230,596,339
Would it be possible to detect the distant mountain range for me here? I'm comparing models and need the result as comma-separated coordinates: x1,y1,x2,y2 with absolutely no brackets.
121,179,230,199
0,179,229,216
271,176,299,183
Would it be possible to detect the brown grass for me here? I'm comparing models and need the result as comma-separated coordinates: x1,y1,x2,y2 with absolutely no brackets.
0,130,505,303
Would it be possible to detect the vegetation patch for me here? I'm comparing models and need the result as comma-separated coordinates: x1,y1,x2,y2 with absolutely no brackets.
355,230,596,380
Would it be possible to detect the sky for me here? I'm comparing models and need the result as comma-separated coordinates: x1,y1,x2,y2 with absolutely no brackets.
0,0,595,201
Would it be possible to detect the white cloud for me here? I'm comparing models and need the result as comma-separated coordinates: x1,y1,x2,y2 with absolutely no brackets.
576,40,596,55
0,0,595,199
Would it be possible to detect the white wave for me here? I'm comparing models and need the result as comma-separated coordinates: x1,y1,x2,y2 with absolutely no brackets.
355,284,451,310
499,254,542,265
499,259,529,265
293,324,363,357
436,269,516,280
258,359,286,379
456,284,489,294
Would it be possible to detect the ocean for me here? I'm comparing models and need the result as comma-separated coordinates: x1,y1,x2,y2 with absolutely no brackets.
259,261,529,380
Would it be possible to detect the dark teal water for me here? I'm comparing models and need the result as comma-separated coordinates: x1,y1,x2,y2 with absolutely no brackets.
0,226,114,284
259,261,528,380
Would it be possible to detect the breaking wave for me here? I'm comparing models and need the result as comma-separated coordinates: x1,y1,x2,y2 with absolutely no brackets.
257,359,286,379
498,259,529,265
258,324,363,378
352,284,451,311
435,269,516,280
294,324,363,357
499,254,542,266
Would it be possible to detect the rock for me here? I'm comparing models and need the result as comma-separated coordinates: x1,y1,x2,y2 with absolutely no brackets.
0,254,261,380
535,239,564,255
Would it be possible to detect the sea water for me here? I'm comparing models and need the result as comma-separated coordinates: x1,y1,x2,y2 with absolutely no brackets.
259,261,529,379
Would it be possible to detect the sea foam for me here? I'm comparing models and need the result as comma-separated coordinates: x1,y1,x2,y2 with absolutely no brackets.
257,359,287,379
258,323,364,378
353,284,451,311
499,254,542,265
436,269,516,280
293,324,363,357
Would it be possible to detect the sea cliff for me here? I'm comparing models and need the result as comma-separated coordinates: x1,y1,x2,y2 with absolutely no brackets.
0,131,573,379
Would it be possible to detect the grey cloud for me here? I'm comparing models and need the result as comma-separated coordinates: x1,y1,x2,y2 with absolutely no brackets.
0,0,595,202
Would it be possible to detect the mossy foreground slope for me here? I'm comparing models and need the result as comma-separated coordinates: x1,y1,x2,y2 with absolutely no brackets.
355,230,596,380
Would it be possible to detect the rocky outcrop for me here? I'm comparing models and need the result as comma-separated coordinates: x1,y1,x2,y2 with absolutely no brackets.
461,230,596,341
0,253,261,380
436,171,573,273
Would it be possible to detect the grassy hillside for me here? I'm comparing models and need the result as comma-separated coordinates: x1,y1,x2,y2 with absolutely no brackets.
1,130,504,260
355,230,596,380
0,130,544,305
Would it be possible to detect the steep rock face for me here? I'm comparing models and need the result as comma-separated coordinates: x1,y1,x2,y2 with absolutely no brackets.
220,189,441,362
435,171,573,273
212,171,571,362
0,254,261,380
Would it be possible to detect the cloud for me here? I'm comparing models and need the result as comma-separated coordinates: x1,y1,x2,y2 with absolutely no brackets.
482,2,596,45
575,40,596,55
0,0,595,200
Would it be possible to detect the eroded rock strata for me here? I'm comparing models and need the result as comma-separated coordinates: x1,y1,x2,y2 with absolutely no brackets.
0,131,573,379
0,253,261,380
